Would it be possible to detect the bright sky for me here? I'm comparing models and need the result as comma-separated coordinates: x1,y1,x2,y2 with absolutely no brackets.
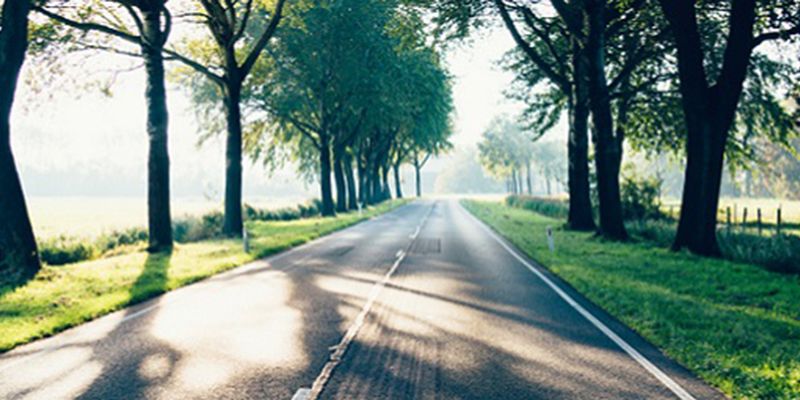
11,24,535,198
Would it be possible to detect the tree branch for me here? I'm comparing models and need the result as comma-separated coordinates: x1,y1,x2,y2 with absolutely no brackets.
494,0,569,92
752,24,800,49
33,5,141,45
239,0,286,77
162,47,225,86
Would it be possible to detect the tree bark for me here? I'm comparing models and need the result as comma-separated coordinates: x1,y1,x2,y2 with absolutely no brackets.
567,41,597,231
333,145,347,213
586,0,627,240
344,152,358,210
142,8,172,251
0,0,40,282
222,78,244,236
393,163,403,199
319,134,335,216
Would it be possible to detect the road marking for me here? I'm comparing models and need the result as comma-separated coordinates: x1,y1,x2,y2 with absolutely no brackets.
463,204,697,400
291,388,311,400
301,201,436,399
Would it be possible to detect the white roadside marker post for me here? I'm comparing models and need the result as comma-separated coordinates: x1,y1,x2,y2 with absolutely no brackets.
243,228,250,253
546,226,555,253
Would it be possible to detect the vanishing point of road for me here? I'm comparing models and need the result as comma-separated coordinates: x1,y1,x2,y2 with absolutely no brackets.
0,200,724,399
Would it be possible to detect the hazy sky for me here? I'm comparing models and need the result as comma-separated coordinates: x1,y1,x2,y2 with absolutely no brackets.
11,24,543,199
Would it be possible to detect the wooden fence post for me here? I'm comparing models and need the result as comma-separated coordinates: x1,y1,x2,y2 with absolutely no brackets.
742,207,748,230
777,207,782,236
757,208,762,236
726,207,731,231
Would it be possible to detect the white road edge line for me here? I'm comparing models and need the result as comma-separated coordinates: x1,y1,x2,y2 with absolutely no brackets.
299,201,436,400
0,203,414,376
463,204,696,400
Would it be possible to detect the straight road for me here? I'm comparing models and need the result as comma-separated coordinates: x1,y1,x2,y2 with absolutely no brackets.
0,200,724,399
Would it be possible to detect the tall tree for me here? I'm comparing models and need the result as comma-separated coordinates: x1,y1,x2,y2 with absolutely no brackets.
657,0,800,255
35,0,175,251
494,0,596,230
250,0,393,216
169,0,285,234
583,0,627,239
0,0,40,281
477,116,534,192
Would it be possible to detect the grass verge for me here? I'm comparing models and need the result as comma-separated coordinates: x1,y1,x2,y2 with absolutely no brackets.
462,199,800,399
0,200,406,353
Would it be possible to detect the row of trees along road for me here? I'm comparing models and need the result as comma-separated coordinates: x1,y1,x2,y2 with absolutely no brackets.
0,0,453,281
423,0,799,256
478,116,566,196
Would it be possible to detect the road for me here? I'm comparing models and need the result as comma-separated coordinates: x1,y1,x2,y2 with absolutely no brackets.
0,200,724,399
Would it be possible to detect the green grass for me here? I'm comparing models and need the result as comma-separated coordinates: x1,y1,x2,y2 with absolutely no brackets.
462,200,800,400
0,200,406,353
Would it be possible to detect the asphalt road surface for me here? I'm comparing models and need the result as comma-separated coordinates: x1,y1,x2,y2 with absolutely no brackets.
0,200,725,399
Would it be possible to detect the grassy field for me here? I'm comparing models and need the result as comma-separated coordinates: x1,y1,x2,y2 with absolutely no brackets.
462,200,800,399
0,200,405,353
662,197,800,225
27,196,308,238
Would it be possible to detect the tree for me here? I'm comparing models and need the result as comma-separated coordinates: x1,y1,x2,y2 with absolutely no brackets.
657,0,800,255
531,141,567,195
169,0,285,235
249,0,394,216
0,0,40,281
248,0,452,212
477,116,534,194
493,0,596,230
35,0,175,251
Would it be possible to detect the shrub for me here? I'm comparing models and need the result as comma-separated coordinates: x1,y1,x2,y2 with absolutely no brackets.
39,236,97,266
505,195,569,220
244,200,322,222
620,166,665,221
95,228,148,253
625,219,676,247
719,231,800,274
173,211,224,243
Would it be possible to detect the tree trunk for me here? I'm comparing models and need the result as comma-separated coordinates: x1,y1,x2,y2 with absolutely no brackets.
344,152,358,210
369,164,380,204
381,165,391,200
357,151,367,206
333,145,347,213
0,0,40,282
222,79,244,236
525,162,532,195
319,134,335,216
393,163,403,199
414,158,422,197
567,40,597,231
142,9,172,251
660,0,757,256
546,178,552,196
586,0,627,240
673,120,727,255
